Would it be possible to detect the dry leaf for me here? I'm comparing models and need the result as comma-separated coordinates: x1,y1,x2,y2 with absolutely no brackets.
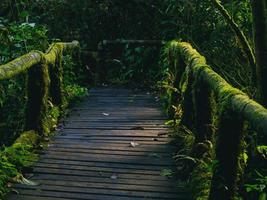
18,175,40,186
130,142,139,147
102,113,110,116
110,174,118,179
7,182,12,188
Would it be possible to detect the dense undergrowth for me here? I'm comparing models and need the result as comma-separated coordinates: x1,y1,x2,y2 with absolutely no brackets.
159,42,267,200
0,15,88,198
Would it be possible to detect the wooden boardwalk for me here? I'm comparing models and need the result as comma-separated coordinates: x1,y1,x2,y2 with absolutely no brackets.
8,88,191,200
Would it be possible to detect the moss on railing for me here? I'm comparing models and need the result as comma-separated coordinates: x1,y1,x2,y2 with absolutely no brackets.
0,40,79,136
0,40,80,198
165,40,267,199
0,52,42,80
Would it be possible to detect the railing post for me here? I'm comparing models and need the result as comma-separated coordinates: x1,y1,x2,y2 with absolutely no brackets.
97,41,108,83
25,57,50,135
193,75,214,142
209,107,245,200
49,47,64,107
168,55,186,119
180,68,195,130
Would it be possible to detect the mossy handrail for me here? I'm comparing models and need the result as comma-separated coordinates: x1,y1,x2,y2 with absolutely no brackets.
165,40,267,200
0,41,80,138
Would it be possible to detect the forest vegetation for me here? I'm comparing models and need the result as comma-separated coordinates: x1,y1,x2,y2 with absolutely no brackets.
0,0,266,199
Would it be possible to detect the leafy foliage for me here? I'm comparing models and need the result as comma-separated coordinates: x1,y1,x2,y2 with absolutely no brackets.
0,19,49,145
0,142,37,197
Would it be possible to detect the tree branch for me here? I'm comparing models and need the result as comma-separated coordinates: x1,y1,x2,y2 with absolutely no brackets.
212,0,257,86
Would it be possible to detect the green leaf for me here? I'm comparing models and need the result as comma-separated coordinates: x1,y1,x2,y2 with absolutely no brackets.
20,11,29,18
160,169,174,177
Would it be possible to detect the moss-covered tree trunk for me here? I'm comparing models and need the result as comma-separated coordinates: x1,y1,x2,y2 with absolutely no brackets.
251,0,267,106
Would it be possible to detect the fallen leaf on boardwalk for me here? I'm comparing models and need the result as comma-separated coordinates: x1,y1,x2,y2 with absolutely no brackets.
110,174,118,179
7,182,12,188
130,142,139,147
102,113,110,116
17,175,40,186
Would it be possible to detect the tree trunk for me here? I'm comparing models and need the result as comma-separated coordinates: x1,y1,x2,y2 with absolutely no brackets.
251,0,267,107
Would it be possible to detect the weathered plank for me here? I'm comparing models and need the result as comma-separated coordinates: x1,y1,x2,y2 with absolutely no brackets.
8,87,191,200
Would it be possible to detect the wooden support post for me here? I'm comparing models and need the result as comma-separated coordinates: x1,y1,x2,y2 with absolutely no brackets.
97,41,108,83
180,69,194,130
168,55,186,119
25,59,50,135
49,49,64,107
209,108,245,200
193,76,213,142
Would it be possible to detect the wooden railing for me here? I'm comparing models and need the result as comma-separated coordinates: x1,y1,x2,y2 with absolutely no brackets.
0,41,79,139
165,40,267,200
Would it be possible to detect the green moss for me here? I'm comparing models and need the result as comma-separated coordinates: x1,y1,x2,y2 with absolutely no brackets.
0,130,39,198
12,130,40,149
190,160,213,200
0,40,80,198
47,42,80,109
0,51,42,81
0,41,79,81
164,40,267,200
167,40,267,136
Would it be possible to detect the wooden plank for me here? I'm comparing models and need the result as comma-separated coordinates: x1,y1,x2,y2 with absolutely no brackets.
33,162,169,176
52,139,168,145
40,148,172,159
39,151,174,166
19,179,182,193
53,135,170,142
30,168,169,182
57,129,169,137
9,196,73,200
9,189,189,200
49,143,174,153
44,147,173,156
34,159,171,171
14,184,180,199
30,174,176,187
